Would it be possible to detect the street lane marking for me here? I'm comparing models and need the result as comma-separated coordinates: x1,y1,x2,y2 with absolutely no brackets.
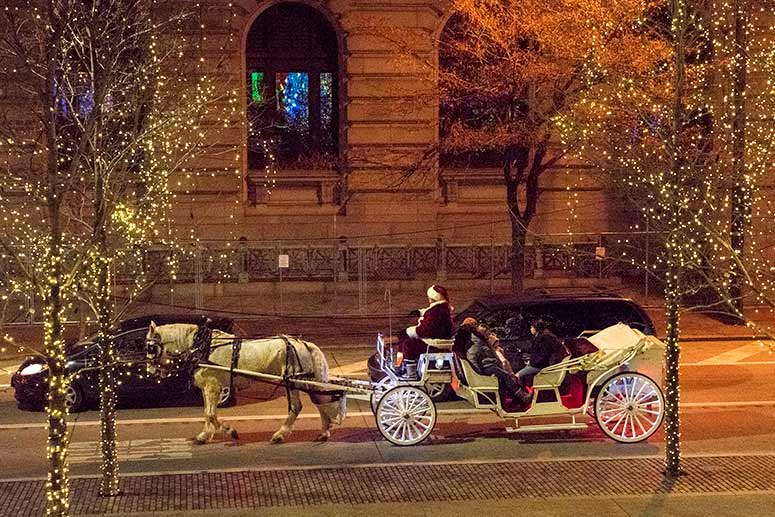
2,402,775,430
696,343,769,365
683,360,775,366
68,438,192,464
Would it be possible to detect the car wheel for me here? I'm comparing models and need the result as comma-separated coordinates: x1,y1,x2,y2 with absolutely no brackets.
64,382,86,412
217,386,236,407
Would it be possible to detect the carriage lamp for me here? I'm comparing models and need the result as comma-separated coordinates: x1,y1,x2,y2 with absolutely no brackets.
395,351,404,367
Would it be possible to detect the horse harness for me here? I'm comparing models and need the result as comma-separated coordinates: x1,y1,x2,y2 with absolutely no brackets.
190,325,344,405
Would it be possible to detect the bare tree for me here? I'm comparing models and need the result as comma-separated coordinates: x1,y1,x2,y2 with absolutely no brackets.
0,0,237,507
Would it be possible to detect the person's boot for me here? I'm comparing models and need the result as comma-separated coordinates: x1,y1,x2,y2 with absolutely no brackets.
401,359,419,380
513,386,533,408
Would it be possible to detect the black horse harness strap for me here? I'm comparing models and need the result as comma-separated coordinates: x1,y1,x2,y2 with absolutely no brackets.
229,338,243,396
191,325,214,364
282,336,345,405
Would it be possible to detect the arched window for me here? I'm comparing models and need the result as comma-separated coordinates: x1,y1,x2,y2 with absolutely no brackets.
246,3,339,170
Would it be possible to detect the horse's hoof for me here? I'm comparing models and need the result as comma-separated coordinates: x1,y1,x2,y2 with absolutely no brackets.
194,435,208,445
229,429,239,440
314,433,330,442
270,433,285,444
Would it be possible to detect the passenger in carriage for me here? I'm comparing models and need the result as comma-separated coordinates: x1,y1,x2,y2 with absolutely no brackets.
396,285,455,378
453,318,532,406
517,319,569,386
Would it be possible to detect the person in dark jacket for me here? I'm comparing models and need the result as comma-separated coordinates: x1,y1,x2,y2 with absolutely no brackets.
454,318,532,406
517,319,568,385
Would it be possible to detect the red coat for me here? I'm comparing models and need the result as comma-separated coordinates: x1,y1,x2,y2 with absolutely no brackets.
399,301,454,361
407,301,454,340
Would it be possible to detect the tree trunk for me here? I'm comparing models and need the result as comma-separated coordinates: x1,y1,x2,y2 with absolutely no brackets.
45,203,70,517
729,0,750,316
96,240,120,496
663,252,683,477
663,0,688,479
94,155,120,495
510,211,527,296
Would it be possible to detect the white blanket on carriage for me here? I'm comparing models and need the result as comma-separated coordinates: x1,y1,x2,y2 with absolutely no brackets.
580,323,649,369
587,323,645,351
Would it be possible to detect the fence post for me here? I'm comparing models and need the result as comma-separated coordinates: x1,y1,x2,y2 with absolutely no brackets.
533,237,544,278
436,236,447,282
337,236,349,282
358,246,367,315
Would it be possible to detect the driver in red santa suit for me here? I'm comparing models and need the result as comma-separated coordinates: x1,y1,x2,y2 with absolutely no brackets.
396,285,454,376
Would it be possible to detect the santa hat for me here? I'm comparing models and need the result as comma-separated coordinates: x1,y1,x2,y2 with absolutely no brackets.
426,284,449,303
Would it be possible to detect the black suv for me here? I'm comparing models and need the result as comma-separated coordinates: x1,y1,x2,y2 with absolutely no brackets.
12,314,235,412
456,294,655,339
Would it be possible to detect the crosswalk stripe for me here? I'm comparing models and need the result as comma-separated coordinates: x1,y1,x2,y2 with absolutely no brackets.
67,438,192,464
696,343,768,365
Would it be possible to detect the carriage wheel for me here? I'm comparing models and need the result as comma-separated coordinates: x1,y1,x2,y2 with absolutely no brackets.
595,372,664,443
369,375,397,414
424,382,453,402
376,386,436,446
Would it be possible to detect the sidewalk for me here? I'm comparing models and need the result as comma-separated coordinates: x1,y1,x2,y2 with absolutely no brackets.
1,454,774,516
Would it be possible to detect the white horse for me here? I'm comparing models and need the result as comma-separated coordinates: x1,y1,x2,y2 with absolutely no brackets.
145,322,347,444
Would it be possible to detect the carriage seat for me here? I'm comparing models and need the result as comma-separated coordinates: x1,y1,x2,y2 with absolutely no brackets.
456,356,499,389
532,354,572,389
421,338,455,350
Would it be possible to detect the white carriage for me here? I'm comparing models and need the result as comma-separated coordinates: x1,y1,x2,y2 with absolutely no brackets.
368,323,666,446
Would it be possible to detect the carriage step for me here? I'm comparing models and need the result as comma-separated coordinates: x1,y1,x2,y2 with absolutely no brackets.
505,422,588,433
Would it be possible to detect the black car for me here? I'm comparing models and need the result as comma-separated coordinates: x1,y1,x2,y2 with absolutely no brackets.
367,293,654,400
12,314,235,412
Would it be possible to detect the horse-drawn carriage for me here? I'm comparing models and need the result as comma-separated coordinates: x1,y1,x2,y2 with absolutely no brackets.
365,323,665,446
147,322,665,447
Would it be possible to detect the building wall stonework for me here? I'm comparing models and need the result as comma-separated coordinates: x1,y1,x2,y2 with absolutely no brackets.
173,0,612,246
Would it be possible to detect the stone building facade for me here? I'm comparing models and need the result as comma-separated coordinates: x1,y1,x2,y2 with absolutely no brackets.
177,0,613,246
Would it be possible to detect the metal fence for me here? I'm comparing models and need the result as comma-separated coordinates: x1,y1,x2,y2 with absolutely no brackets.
1,232,661,322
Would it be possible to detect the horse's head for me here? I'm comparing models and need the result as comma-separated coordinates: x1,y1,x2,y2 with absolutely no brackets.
145,321,163,359
145,321,169,377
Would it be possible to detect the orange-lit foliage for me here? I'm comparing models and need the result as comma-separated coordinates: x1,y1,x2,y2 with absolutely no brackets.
439,0,670,293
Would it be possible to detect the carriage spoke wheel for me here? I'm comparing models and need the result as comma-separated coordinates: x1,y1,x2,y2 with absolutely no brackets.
370,376,397,414
424,382,452,402
376,386,436,446
595,372,664,443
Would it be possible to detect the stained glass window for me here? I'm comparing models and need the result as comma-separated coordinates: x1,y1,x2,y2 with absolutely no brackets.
245,3,338,171
276,72,309,131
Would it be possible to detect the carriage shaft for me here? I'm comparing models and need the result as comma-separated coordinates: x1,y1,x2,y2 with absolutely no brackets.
196,363,374,395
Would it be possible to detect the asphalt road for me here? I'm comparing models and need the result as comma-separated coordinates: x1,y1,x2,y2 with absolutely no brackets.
0,339,773,481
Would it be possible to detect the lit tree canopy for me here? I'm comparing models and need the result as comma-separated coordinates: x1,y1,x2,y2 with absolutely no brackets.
437,0,671,293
